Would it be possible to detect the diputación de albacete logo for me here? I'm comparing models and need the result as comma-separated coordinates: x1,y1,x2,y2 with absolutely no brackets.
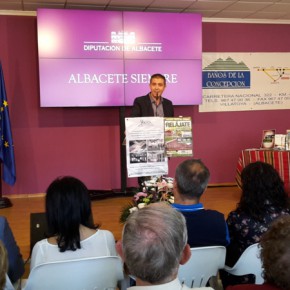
203,57,250,89
83,31,162,52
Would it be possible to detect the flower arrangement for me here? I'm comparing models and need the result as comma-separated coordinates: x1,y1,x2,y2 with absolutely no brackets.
119,176,175,223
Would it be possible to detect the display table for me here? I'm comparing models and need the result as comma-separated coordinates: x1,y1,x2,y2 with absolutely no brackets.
236,149,290,192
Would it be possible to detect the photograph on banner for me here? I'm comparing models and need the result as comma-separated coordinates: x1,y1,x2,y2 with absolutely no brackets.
125,117,168,178
261,129,276,149
164,117,193,157
200,53,290,112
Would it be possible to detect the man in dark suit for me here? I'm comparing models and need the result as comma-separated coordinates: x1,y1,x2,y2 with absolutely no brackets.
0,216,24,284
131,73,174,117
129,73,174,187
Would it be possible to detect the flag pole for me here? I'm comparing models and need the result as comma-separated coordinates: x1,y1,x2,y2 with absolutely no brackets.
0,61,16,208
0,161,12,208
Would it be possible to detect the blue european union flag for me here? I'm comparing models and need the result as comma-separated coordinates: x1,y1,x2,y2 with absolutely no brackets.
0,62,16,186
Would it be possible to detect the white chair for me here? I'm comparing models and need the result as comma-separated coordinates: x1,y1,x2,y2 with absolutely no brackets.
223,243,264,284
4,274,15,290
178,246,226,287
22,256,124,290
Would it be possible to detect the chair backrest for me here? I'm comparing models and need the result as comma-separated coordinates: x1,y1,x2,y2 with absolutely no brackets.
224,243,264,284
178,246,226,287
23,256,124,290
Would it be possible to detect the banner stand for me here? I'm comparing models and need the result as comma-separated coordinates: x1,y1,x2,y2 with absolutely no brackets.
88,107,136,200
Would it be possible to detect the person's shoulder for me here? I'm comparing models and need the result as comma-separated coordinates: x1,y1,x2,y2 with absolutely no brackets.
203,209,225,218
0,216,10,236
227,209,248,221
204,208,223,214
0,216,8,225
134,95,149,101
97,229,114,235
31,238,50,257
0,216,6,222
162,96,173,104
33,238,49,249
0,216,7,230
95,229,115,240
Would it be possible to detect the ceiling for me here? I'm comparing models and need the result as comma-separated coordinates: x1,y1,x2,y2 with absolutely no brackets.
1,0,290,23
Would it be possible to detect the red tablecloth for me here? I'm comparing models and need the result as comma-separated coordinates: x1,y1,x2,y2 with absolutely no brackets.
236,149,290,192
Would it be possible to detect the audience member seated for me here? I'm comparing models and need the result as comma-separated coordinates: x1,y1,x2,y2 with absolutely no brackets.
221,161,290,288
116,202,214,290
226,215,290,290
172,159,229,247
0,216,24,284
0,240,8,290
30,176,116,269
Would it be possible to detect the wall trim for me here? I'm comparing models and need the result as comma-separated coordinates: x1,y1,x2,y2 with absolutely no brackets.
0,10,36,16
1,10,290,25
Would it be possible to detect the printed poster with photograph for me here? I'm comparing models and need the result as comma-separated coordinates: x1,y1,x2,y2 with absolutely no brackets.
125,117,168,178
164,117,193,157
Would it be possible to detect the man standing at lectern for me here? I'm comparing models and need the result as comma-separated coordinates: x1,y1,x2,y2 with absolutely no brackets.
131,73,174,117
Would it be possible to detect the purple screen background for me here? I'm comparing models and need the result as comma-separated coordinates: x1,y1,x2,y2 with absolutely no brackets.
37,9,202,107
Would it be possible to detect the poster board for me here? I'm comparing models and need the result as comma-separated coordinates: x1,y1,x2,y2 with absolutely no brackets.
200,53,290,112
125,117,168,178
125,116,193,178
164,117,193,157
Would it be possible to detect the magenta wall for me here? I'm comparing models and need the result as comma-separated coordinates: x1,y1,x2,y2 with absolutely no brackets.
1,15,290,195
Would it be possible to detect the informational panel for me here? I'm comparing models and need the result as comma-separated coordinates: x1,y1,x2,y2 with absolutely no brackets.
125,117,168,178
165,117,193,157
37,9,202,107
200,53,290,112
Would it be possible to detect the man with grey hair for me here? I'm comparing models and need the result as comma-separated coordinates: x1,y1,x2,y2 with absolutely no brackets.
116,203,213,289
172,159,229,247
